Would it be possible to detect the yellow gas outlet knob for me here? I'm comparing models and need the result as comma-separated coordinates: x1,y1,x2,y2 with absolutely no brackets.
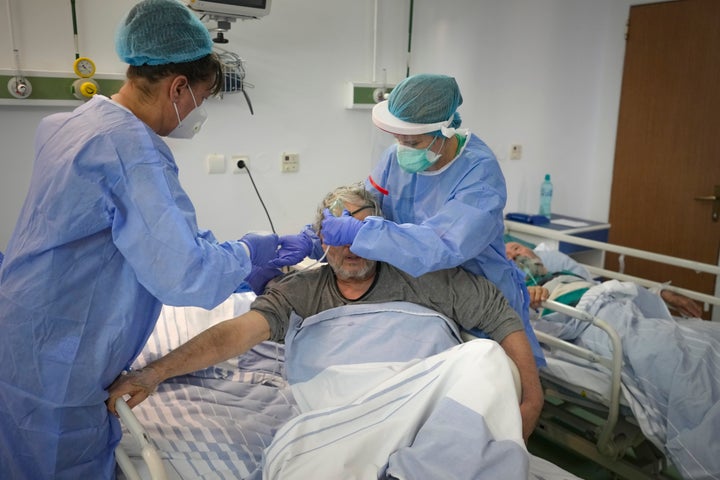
72,78,99,100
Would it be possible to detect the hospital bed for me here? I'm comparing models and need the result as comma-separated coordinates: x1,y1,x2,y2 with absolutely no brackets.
114,293,584,480
505,221,720,480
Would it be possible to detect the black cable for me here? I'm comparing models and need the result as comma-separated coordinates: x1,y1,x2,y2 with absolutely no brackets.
237,159,276,234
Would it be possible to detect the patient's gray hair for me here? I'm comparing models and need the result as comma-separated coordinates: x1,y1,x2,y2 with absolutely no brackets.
312,183,382,234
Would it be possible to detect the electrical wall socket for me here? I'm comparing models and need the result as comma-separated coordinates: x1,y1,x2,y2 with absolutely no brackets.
509,144,523,160
281,152,299,173
232,155,249,174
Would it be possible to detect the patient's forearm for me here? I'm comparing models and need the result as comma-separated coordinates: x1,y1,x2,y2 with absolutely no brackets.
106,311,271,415
500,331,544,443
150,310,271,381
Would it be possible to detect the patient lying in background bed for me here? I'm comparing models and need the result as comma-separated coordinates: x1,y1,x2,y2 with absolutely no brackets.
506,242,720,480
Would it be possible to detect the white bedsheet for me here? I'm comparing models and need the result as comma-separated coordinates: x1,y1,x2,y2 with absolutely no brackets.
264,302,527,479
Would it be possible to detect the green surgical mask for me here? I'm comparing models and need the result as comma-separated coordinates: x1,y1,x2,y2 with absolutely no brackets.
396,137,443,173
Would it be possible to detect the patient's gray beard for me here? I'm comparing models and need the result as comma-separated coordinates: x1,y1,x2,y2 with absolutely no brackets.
332,259,377,281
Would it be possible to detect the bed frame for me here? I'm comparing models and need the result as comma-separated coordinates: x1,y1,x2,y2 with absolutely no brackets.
116,398,167,480
534,302,672,479
506,221,720,480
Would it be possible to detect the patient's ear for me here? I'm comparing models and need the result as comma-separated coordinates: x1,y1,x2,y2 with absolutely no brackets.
318,233,330,251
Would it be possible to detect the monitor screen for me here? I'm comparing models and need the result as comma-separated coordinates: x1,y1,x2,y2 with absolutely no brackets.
187,0,271,18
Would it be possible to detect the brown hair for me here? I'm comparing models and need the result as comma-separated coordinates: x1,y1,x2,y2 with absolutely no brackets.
126,53,224,98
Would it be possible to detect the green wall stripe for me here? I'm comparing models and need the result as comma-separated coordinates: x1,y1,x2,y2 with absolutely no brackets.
352,86,378,105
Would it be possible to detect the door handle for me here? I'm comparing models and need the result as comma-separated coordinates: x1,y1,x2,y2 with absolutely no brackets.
694,185,720,222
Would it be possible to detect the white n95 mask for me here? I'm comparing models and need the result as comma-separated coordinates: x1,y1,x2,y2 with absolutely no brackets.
168,86,208,139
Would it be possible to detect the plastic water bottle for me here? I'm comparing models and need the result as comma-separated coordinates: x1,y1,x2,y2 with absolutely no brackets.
539,174,553,219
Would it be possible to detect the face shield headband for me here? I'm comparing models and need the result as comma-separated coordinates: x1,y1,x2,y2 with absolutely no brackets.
371,100,457,138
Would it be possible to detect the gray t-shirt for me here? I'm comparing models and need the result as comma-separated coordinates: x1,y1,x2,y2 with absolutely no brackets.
251,262,523,343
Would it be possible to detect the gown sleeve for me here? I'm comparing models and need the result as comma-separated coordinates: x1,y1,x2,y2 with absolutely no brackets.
357,142,506,277
109,134,252,308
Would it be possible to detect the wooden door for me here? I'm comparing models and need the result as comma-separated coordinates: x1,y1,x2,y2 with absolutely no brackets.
607,0,720,318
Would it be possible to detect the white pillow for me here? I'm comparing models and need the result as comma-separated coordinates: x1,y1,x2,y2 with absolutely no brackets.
133,292,259,377
533,244,594,281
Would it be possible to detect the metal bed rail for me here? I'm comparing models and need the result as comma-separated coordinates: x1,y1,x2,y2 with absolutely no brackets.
115,398,168,480
505,221,719,277
534,300,675,479
505,222,720,308
535,300,623,457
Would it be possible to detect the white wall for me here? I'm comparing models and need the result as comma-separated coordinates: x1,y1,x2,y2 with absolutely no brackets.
0,0,640,250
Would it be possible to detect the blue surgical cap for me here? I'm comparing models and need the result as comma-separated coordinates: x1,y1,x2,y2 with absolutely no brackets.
387,74,463,135
115,0,213,66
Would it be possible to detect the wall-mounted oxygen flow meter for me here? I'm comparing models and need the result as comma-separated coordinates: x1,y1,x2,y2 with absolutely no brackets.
73,57,96,78
71,56,99,100
69,0,99,101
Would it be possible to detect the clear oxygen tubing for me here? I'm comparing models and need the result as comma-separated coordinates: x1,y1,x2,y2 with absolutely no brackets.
523,266,539,286
70,0,80,59
372,0,378,83
6,0,23,75
282,194,373,276
406,0,414,77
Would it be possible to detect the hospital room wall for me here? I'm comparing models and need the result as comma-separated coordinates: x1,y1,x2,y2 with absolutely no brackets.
0,0,639,250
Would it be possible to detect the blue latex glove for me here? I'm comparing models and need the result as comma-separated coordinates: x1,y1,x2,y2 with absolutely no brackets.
271,231,315,268
302,225,325,260
320,208,364,246
244,265,283,295
233,281,254,294
239,232,279,267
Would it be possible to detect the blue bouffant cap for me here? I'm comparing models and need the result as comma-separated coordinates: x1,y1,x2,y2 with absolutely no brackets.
372,74,463,137
115,0,213,66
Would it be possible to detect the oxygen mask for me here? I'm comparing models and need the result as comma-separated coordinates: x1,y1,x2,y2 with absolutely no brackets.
515,255,548,285
328,198,346,217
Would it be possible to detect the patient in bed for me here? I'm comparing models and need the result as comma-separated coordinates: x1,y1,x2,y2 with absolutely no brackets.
505,241,703,317
108,185,543,479
506,241,720,480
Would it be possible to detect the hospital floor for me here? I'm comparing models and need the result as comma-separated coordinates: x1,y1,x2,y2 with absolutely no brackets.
527,435,682,480
528,435,616,479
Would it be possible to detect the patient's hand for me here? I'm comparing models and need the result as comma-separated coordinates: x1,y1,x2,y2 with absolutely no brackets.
660,290,703,318
106,365,163,416
527,286,549,309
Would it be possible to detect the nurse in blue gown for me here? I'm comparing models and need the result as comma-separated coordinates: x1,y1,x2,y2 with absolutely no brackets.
0,1,305,478
321,74,545,369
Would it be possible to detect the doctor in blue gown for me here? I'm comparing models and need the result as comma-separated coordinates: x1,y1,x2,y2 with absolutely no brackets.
0,1,305,478
321,74,545,370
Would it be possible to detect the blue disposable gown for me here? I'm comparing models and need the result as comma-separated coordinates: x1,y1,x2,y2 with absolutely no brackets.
0,95,252,479
357,133,545,367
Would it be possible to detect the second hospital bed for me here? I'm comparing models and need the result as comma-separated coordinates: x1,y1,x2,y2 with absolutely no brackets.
505,221,720,480
114,292,584,480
